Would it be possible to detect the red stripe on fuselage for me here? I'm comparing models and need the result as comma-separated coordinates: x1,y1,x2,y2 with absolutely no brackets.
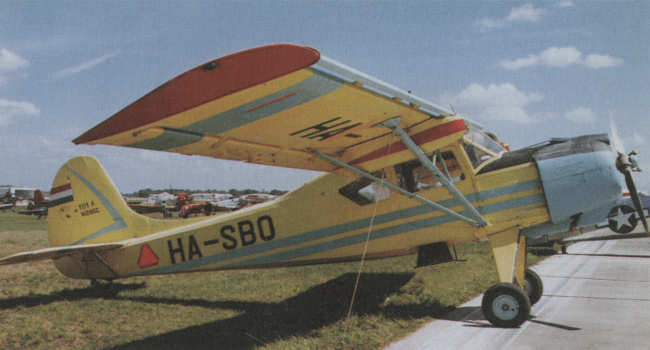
349,119,467,166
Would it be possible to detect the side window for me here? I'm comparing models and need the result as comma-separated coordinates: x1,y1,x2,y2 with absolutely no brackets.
395,151,464,192
462,128,507,168
339,173,391,206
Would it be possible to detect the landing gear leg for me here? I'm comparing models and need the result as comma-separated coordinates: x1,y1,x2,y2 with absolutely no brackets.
482,228,532,328
90,279,117,298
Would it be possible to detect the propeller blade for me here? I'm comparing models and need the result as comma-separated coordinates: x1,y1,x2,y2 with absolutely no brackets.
623,170,650,236
610,118,648,236
610,118,626,155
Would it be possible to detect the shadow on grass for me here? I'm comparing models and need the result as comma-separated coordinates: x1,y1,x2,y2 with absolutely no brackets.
107,272,452,350
0,282,146,310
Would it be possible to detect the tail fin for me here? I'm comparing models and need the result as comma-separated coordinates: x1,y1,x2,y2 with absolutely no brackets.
48,156,185,247
33,189,45,206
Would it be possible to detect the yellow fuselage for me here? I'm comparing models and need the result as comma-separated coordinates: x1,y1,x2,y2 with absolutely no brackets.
54,145,548,280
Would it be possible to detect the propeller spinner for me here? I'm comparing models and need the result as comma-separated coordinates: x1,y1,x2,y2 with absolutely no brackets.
611,120,650,236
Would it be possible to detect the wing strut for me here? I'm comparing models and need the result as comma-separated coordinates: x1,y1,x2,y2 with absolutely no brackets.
92,252,120,278
312,150,484,227
377,116,488,227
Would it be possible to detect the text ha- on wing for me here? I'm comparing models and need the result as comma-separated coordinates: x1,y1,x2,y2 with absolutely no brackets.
74,44,468,173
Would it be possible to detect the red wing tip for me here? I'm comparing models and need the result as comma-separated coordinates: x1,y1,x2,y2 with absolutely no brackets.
73,44,320,145
72,135,87,145
73,131,102,145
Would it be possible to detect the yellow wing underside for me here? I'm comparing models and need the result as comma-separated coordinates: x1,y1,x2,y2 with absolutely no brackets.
81,65,460,173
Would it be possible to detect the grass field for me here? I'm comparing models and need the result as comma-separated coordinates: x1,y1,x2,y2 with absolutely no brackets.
0,210,554,349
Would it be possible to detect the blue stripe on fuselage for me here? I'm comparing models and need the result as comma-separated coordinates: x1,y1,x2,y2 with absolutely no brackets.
226,192,545,267
130,179,543,276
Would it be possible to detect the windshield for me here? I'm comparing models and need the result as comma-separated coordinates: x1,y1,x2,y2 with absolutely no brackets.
463,129,507,168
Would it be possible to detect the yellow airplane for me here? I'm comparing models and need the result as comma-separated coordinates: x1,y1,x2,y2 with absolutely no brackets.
1,44,647,328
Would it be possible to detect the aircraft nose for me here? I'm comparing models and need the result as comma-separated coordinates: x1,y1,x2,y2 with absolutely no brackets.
536,136,622,229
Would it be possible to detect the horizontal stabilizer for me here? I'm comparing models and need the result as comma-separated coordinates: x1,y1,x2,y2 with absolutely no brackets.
0,242,123,266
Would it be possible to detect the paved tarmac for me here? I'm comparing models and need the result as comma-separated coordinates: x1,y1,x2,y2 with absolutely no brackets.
387,227,650,349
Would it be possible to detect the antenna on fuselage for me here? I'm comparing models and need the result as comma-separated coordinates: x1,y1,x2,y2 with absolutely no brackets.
449,101,456,115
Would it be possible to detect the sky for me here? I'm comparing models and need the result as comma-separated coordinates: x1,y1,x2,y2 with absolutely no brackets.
1,1,649,194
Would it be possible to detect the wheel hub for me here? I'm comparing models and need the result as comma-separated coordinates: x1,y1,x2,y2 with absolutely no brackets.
493,295,519,321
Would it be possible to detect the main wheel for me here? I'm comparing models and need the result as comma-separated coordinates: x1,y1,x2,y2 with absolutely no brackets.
482,283,531,328
523,268,543,306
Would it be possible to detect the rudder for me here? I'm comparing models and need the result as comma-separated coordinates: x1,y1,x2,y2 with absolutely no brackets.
33,189,46,206
48,156,154,246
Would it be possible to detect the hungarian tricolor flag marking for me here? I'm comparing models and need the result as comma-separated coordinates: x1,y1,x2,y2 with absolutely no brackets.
49,183,74,207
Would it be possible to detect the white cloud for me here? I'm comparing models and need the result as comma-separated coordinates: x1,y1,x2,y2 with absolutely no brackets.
51,50,120,80
584,54,624,68
0,48,29,87
477,3,546,29
456,83,540,107
452,83,543,123
0,98,40,125
499,55,539,70
538,46,582,67
556,1,574,8
500,46,623,70
506,4,547,23
564,107,595,123
0,48,29,73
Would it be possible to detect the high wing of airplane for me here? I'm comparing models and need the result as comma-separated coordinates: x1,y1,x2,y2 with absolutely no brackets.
1,44,647,328
71,44,459,175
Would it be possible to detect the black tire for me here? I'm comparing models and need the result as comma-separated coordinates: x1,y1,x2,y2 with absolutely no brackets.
523,268,543,306
482,283,531,328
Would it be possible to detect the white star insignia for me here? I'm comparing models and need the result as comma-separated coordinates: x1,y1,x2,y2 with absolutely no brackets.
611,207,634,231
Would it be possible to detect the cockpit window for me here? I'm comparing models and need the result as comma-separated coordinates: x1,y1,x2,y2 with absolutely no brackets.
462,128,507,168
339,172,391,206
